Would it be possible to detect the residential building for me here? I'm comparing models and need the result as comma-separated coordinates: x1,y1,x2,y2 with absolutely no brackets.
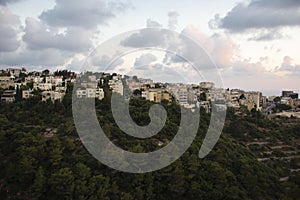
76,88,105,100
200,82,215,89
0,76,14,89
109,79,123,95
22,90,33,99
42,91,64,102
34,82,53,91
282,91,294,98
1,90,16,102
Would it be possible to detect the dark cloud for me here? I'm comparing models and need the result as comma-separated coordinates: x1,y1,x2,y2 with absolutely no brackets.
0,0,133,70
0,0,22,6
210,0,300,33
22,0,132,53
23,17,93,52
0,7,21,52
40,0,131,29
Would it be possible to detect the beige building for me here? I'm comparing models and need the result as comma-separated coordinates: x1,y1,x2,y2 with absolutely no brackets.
76,88,104,100
0,76,14,89
143,89,171,103
34,83,53,91
200,82,215,89
22,90,33,99
42,91,64,102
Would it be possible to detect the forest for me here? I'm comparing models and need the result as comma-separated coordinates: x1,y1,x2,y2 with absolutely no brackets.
0,83,299,200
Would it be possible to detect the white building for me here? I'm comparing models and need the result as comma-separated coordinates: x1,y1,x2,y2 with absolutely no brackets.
34,83,53,91
109,80,123,95
46,76,64,86
76,88,104,100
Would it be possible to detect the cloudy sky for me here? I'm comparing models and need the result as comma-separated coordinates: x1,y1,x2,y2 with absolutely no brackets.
1,0,300,96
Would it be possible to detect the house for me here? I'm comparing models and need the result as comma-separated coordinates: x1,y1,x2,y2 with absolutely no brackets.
200,82,215,89
0,76,15,89
76,88,104,100
1,90,16,102
6,68,23,77
46,76,64,86
143,88,171,103
34,82,53,91
22,90,33,99
108,79,123,95
243,91,262,111
42,91,64,102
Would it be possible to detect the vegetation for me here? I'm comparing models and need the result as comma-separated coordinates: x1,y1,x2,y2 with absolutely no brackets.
0,85,299,199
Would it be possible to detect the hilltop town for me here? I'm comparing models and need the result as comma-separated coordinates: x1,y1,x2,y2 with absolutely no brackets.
1,67,299,119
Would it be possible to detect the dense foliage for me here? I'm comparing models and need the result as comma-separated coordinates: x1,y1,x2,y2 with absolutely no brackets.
0,86,299,199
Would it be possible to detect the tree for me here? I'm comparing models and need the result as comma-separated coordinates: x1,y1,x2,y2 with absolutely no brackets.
15,85,22,101
49,168,74,199
73,163,91,199
88,175,110,200
31,167,46,199
42,69,50,76
273,96,281,103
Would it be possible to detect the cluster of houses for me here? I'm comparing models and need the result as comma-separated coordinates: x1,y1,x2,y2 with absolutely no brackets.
1,68,299,116
0,68,75,102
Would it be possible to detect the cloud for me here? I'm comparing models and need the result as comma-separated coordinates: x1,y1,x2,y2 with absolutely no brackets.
210,0,300,34
274,56,300,77
279,56,294,71
168,11,180,30
39,0,131,29
134,53,157,69
0,0,22,6
248,29,285,41
0,48,71,67
0,7,21,52
91,54,124,70
121,28,168,47
120,24,238,69
23,17,94,52
179,25,238,68
146,19,162,28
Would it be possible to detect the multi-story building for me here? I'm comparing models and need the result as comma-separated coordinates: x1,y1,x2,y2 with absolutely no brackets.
34,82,53,91
0,76,14,89
109,79,123,95
142,88,171,103
244,91,262,110
42,91,65,102
1,90,16,102
76,88,104,100
282,91,294,98
22,90,33,99
200,82,215,89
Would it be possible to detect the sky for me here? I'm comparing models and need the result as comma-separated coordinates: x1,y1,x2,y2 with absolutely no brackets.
0,0,300,96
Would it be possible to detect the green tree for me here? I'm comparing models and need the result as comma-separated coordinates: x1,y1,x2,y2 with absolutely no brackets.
49,168,74,199
31,167,46,199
